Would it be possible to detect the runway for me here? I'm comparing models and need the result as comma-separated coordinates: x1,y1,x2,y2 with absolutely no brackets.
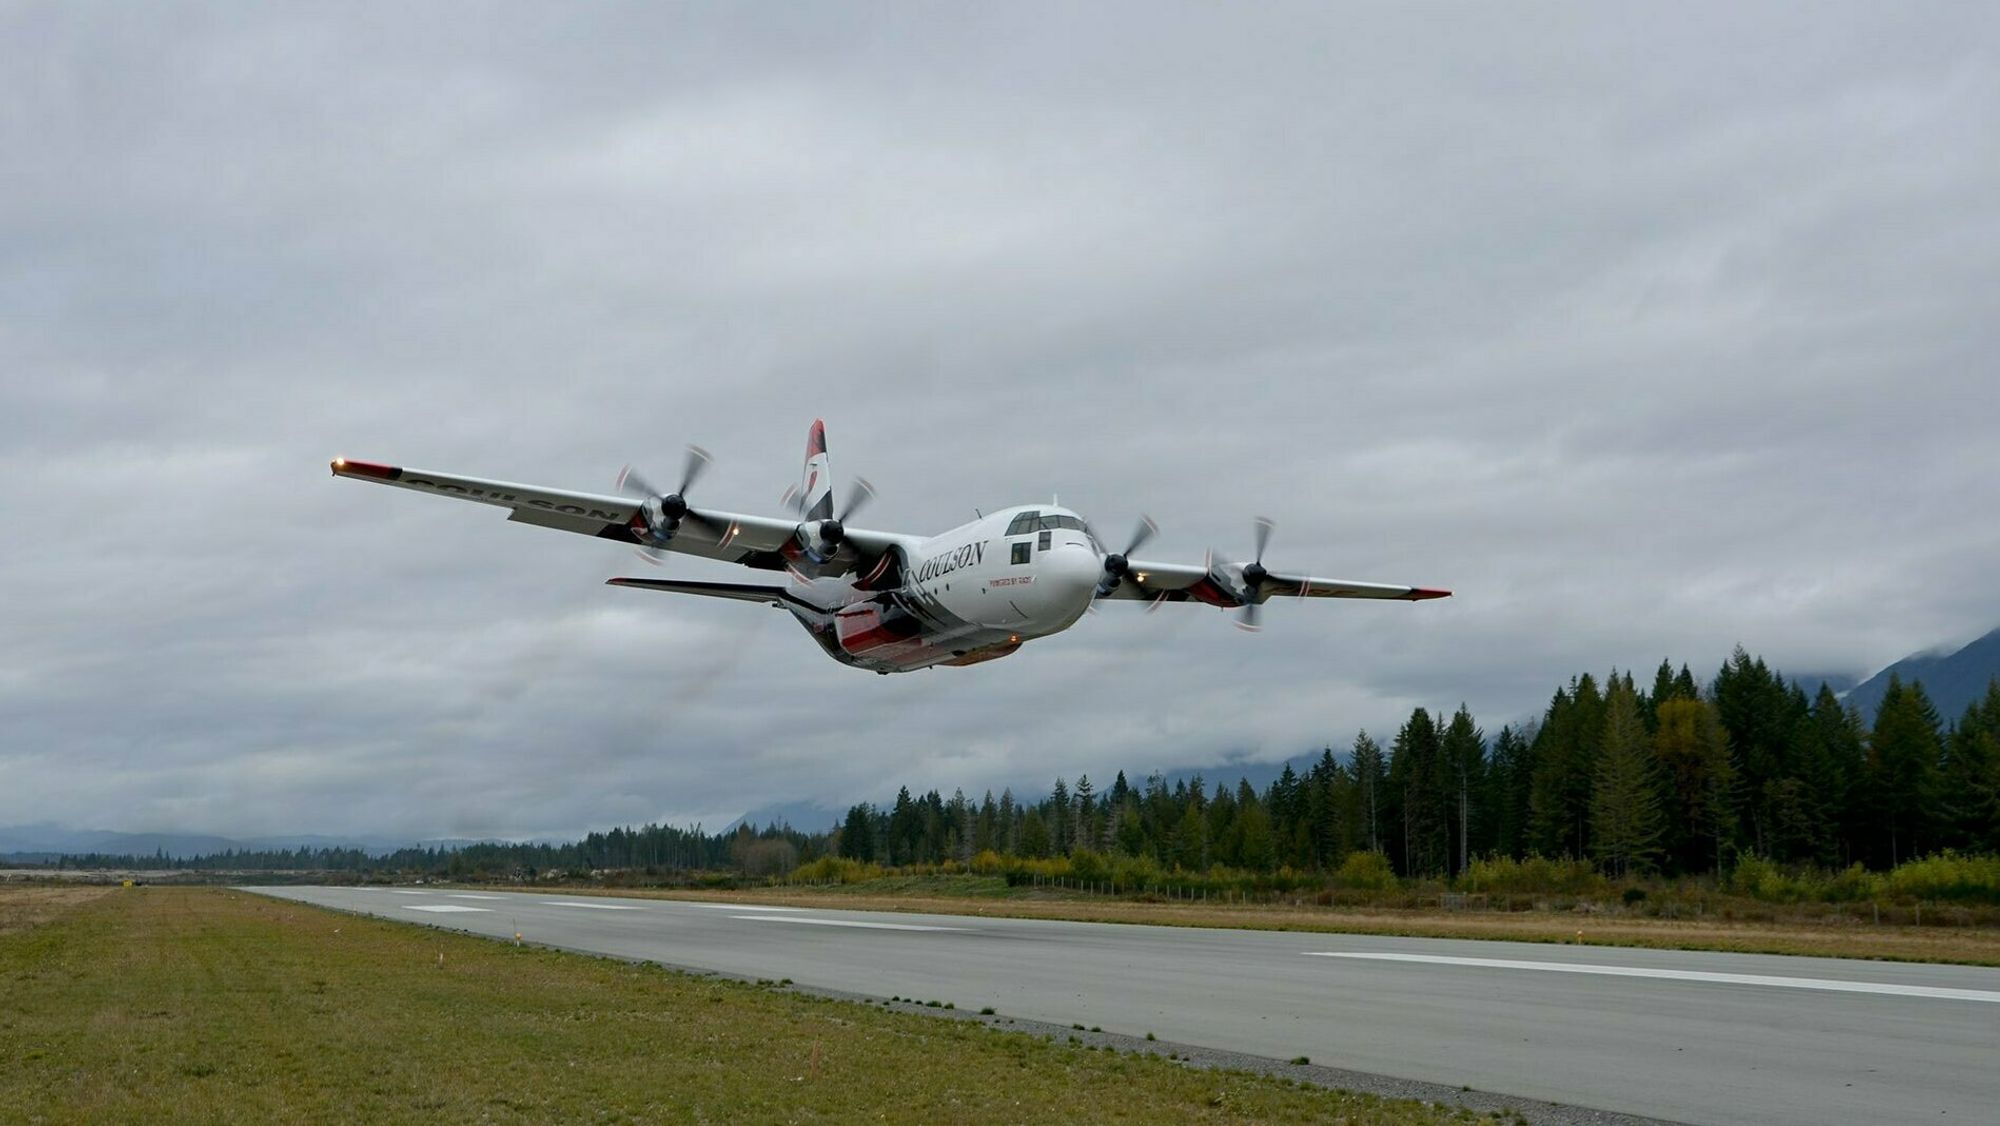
250,886,2000,1125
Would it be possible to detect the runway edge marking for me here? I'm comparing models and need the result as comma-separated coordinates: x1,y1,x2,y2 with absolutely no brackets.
1302,952,2000,1003
734,915,967,932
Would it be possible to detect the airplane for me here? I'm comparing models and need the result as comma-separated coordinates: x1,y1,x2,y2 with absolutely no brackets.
331,420,1449,674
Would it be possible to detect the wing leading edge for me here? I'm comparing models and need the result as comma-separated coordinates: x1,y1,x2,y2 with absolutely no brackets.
329,457,916,576
1100,558,1449,607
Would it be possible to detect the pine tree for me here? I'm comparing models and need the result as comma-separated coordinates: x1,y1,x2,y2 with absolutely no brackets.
1237,792,1276,871
839,803,876,862
1652,695,1736,874
1017,808,1051,858
1048,778,1072,856
1388,708,1445,876
998,788,1018,853
1591,675,1665,876
1073,775,1096,852
1351,731,1386,854
1440,705,1487,875
1867,674,1942,866
1170,802,1205,870
1488,724,1534,859
1940,680,2000,853
1530,674,1604,858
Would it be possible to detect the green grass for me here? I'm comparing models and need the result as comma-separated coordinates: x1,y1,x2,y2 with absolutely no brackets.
0,886,1492,1124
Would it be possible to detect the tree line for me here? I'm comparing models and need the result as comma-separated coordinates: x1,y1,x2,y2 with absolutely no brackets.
38,821,823,878
834,650,1999,879
36,647,1999,882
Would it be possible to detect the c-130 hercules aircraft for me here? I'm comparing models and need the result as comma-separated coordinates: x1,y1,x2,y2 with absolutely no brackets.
332,421,1449,674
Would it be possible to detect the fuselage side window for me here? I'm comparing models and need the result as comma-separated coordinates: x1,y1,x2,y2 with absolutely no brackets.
1038,530,1052,551
1010,541,1032,565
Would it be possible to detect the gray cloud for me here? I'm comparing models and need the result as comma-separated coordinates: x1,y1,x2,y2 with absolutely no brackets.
5,4,1998,839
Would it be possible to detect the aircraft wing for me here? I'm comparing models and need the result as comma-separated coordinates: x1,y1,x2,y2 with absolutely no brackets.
1101,558,1450,606
329,457,916,576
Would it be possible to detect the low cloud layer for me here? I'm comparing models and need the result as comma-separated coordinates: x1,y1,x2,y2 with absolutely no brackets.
6,5,1998,839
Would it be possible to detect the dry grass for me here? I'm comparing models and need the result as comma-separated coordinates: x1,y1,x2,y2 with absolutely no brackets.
531,883,2000,966
0,885,1495,1124
0,884,112,937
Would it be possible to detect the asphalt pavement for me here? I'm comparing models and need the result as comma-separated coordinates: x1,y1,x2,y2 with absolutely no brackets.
247,886,2000,1126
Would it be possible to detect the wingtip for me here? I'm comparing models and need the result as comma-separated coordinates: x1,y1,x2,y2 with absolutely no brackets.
330,457,401,481
1407,587,1452,601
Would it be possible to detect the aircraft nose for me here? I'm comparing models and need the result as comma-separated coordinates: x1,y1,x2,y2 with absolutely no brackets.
1045,544,1103,613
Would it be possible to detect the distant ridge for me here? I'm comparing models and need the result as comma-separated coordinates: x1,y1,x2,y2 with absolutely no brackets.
0,824,483,863
1843,626,2000,724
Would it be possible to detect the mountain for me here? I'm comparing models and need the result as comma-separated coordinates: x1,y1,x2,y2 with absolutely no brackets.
0,825,440,863
727,800,848,835
1843,626,2000,725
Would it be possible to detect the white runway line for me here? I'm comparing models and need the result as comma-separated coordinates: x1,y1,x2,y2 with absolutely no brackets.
1303,952,2000,1004
446,894,506,900
541,901,647,910
403,904,492,913
734,915,966,932
680,903,803,912
388,889,431,895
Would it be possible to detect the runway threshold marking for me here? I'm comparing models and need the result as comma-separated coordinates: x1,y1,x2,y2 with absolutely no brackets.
404,904,492,913
734,915,966,932
542,901,647,910
1302,952,2000,1004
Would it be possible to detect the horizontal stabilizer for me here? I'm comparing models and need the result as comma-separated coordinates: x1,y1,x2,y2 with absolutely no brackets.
606,577,790,605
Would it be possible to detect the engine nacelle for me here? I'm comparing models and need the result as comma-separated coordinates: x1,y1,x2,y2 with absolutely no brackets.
641,494,691,547
794,518,845,566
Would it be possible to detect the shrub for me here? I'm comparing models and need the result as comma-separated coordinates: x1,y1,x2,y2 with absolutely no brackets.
1816,863,1879,904
788,856,881,885
1882,852,2000,904
1331,851,1397,892
1462,854,1604,896
1068,849,1109,883
1728,854,1795,902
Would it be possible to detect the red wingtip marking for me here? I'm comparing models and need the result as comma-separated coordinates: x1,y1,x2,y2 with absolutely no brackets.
332,458,400,480
1407,588,1452,601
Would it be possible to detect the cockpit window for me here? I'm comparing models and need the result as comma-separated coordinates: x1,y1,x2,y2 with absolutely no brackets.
1007,511,1088,536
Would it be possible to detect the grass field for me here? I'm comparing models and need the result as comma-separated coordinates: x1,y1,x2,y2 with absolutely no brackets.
0,885,1500,1124
525,876,2000,966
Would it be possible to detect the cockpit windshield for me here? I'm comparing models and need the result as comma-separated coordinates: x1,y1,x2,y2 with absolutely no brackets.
1005,511,1089,536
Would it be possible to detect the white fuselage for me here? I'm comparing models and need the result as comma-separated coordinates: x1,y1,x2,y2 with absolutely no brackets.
787,505,1103,673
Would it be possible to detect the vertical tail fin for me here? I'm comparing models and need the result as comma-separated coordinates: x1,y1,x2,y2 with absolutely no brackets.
799,419,834,522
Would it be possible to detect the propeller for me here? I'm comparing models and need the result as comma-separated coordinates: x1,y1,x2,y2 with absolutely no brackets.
1092,515,1159,600
617,445,714,564
1215,516,1276,632
812,477,876,556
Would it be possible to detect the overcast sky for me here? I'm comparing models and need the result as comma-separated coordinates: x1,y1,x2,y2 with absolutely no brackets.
5,4,1998,841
